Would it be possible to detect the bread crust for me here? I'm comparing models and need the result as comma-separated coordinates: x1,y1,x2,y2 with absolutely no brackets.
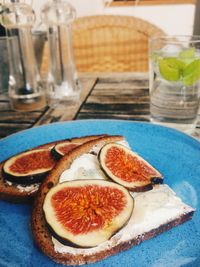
31,135,194,265
0,134,106,203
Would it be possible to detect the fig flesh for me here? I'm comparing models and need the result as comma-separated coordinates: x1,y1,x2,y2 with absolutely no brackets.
3,149,56,184
43,179,134,247
51,142,79,160
99,143,163,191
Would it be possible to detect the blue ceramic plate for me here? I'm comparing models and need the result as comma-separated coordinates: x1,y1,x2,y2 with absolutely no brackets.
0,120,200,267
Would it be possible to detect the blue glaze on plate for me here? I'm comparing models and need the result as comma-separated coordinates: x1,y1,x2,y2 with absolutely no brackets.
0,120,200,267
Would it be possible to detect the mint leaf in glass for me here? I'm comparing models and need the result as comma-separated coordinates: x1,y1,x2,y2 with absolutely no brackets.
183,59,200,86
179,47,196,64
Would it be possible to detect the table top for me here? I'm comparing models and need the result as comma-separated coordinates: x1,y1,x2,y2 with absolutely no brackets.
0,72,199,140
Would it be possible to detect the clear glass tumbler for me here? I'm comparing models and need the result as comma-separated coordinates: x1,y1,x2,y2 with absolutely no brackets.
149,36,200,133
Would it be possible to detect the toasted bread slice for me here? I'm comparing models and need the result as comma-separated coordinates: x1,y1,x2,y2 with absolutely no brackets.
31,136,194,265
0,134,106,203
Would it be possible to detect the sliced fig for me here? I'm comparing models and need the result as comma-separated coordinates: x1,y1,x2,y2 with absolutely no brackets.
3,149,56,184
43,179,134,248
99,143,163,191
51,142,79,160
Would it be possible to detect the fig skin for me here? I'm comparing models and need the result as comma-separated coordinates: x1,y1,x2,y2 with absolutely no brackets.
46,223,93,249
47,214,133,249
43,179,134,248
2,168,50,185
51,147,62,161
51,143,79,160
98,143,163,192
151,177,163,184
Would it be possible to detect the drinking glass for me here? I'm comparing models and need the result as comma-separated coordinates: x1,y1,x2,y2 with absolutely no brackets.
149,36,200,133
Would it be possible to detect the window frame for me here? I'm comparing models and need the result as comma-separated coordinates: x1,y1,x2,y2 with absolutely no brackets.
109,0,196,6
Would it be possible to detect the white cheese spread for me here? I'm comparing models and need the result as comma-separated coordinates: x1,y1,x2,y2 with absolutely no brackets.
59,153,107,183
16,183,39,193
5,180,12,186
5,179,39,192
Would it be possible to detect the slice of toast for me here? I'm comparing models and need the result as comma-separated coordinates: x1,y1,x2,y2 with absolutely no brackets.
31,136,194,265
0,134,105,203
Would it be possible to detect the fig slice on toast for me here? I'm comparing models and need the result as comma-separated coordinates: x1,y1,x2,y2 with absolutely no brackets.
51,142,80,160
43,179,134,248
99,143,163,192
3,148,56,185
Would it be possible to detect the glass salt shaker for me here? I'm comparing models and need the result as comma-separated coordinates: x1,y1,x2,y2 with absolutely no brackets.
1,2,46,111
41,0,81,108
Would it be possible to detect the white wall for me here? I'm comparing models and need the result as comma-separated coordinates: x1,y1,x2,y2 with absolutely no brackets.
31,0,195,36
105,4,195,36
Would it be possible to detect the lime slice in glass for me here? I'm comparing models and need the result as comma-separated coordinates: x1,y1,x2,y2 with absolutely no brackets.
159,57,183,82
183,59,200,86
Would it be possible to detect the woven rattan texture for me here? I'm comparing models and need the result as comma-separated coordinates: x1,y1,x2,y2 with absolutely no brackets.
41,15,165,74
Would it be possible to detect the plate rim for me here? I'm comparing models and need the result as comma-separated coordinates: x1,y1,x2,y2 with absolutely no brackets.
1,119,200,145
